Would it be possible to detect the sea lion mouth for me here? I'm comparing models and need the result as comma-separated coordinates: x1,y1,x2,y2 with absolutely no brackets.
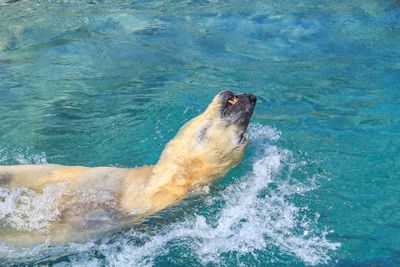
219,91,257,130
228,96,238,105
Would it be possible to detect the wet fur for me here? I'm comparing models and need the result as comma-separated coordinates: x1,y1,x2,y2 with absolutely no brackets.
0,93,250,245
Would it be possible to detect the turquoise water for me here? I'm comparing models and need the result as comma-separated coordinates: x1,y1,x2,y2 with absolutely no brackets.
0,0,399,265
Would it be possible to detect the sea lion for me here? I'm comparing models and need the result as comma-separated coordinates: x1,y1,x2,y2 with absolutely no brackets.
0,91,256,245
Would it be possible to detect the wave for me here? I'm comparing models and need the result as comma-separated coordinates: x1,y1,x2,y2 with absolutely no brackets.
0,147,47,165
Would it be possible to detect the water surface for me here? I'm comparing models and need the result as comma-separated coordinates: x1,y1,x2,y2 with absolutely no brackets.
0,0,399,266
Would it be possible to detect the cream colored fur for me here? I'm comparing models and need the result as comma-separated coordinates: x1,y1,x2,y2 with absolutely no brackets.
0,93,249,245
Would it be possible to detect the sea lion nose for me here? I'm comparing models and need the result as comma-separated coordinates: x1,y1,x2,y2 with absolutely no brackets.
248,94,257,103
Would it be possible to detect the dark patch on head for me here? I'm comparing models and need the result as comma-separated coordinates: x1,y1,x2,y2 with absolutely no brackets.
198,127,208,141
219,90,235,103
197,124,211,143
0,172,12,186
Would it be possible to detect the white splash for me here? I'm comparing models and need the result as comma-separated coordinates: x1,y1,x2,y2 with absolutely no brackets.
0,184,65,233
0,147,47,165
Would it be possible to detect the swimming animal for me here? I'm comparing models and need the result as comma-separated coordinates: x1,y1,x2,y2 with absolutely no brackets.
0,91,256,245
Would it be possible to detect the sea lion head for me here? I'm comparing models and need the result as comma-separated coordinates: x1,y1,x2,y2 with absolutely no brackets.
210,90,257,144
154,91,257,187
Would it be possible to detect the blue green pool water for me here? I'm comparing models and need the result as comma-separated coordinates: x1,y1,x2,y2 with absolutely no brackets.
0,0,399,265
